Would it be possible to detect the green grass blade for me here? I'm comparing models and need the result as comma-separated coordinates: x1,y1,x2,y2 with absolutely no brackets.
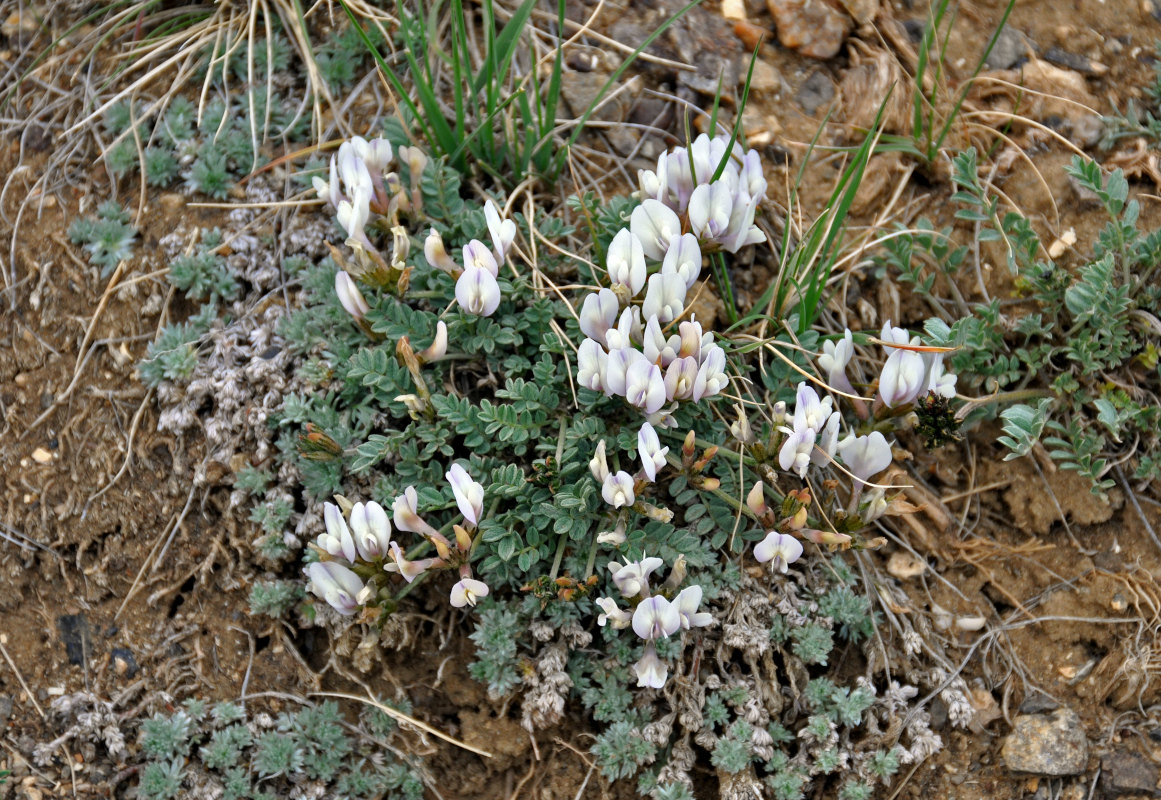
932,0,1017,154
549,0,702,178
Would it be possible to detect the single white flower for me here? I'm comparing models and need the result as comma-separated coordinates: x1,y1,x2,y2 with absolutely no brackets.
791,382,834,433
455,265,501,316
589,440,610,483
609,556,663,598
688,181,734,241
602,471,636,509
392,486,437,537
595,597,632,629
483,199,516,263
606,228,647,297
672,585,714,629
879,348,926,407
336,181,372,246
385,541,432,583
318,502,357,562
604,346,643,398
577,338,609,393
450,578,489,608
837,432,893,486
624,357,667,415
641,266,687,326
818,329,855,394
349,501,392,561
753,532,804,573
306,561,365,615
692,345,728,402
637,421,669,482
778,427,815,479
578,289,620,345
603,306,642,352
632,595,681,640
335,271,369,321
664,356,699,401
446,463,484,527
462,239,499,277
924,353,957,399
352,136,393,174
811,411,841,468
630,199,682,261
661,232,703,290
633,642,668,688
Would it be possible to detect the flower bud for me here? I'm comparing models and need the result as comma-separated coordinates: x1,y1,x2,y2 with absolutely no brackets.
417,320,448,363
424,228,459,273
746,482,768,516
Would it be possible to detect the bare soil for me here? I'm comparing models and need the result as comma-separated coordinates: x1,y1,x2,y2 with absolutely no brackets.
2,0,1160,798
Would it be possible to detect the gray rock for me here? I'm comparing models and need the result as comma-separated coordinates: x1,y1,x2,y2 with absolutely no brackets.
795,70,835,115
1001,708,1089,776
985,27,1031,70
1044,47,1098,75
0,695,12,725
767,0,852,59
1018,690,1059,715
1100,752,1160,796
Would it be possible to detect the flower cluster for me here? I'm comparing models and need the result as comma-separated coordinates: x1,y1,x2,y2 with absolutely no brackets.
423,199,515,317
305,464,490,615
574,134,769,425
594,556,711,688
635,133,767,254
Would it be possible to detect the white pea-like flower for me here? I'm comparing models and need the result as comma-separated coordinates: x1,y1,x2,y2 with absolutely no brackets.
450,578,489,608
319,502,357,562
462,239,499,277
604,346,641,398
608,556,663,598
924,353,958,399
578,289,620,345
779,427,815,478
692,345,728,402
811,411,841,468
664,355,699,402
688,181,734,240
634,642,668,689
385,541,431,583
630,199,682,261
879,348,926,407
637,421,669,482
446,463,484,527
349,501,392,561
632,595,681,640
595,597,632,629
661,232,703,290
602,471,636,509
335,271,369,321
672,585,714,629
455,265,501,316
624,358,667,415
641,266,687,326
306,561,365,615
577,338,609,393
792,382,834,434
336,182,372,247
606,228,647,297
819,329,855,394
603,307,642,352
837,431,893,486
588,444,612,492
352,136,393,174
753,532,804,573
483,199,516,263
